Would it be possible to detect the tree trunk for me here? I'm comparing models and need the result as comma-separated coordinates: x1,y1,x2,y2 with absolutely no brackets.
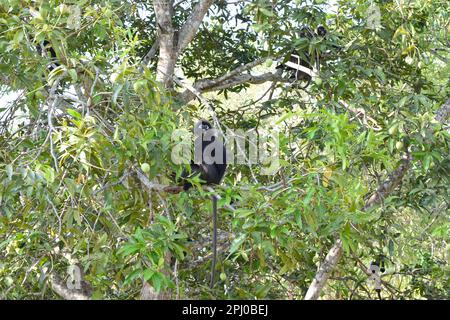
153,0,176,89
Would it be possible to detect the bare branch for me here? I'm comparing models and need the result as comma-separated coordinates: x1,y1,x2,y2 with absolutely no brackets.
177,69,287,104
203,71,289,92
363,152,412,211
304,239,343,300
135,167,183,194
140,38,160,71
199,56,275,89
435,98,450,123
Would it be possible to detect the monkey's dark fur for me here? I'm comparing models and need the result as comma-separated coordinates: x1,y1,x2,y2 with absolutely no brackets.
36,40,60,71
181,119,227,190
181,119,227,288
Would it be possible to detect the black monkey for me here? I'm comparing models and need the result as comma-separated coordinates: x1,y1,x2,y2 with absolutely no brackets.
181,119,227,288
316,25,327,37
378,254,386,273
276,25,327,87
36,40,60,71
182,119,227,190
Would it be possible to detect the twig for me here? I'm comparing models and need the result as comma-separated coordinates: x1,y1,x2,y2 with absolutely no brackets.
47,72,67,173
140,39,160,71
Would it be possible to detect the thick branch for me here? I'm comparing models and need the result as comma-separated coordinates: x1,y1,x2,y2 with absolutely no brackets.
177,69,286,104
363,152,412,210
135,167,183,193
176,0,214,54
304,239,343,300
49,274,90,300
200,56,275,89
153,0,176,88
203,71,288,92
435,98,450,123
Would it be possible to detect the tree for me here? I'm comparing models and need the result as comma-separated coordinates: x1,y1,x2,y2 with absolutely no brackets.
0,0,448,300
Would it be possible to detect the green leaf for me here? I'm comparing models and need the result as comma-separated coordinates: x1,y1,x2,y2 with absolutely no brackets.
143,269,155,281
5,164,13,180
140,163,150,173
229,234,246,255
123,269,142,286
150,272,166,293
118,243,142,257
388,239,395,256
259,8,275,17
68,69,78,82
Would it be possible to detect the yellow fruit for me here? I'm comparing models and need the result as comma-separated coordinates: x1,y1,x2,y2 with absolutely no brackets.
388,124,398,135
141,163,150,173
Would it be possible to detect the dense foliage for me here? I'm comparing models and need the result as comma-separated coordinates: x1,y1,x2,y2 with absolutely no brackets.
0,0,448,299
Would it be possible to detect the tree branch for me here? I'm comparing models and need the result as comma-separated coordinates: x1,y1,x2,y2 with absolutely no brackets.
304,239,343,300
135,167,183,194
435,98,450,123
140,38,160,71
430,48,449,63
202,71,288,92
153,0,176,88
176,0,215,54
363,152,412,211
199,56,275,89
49,274,90,300
177,67,287,104
339,100,382,131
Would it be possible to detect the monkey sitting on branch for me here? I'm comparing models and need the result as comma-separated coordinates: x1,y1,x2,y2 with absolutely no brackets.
179,119,227,289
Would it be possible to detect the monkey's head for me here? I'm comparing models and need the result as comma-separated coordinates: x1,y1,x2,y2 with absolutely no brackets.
194,119,213,132
317,25,327,37
369,261,380,274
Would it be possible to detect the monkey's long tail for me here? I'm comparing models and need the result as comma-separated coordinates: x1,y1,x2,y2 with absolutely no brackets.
210,195,218,289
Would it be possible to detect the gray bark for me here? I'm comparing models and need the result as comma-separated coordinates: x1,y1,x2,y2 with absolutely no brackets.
176,0,215,54
153,0,176,88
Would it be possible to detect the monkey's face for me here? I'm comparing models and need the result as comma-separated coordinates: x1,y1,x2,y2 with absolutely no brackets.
317,26,327,37
195,120,212,132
